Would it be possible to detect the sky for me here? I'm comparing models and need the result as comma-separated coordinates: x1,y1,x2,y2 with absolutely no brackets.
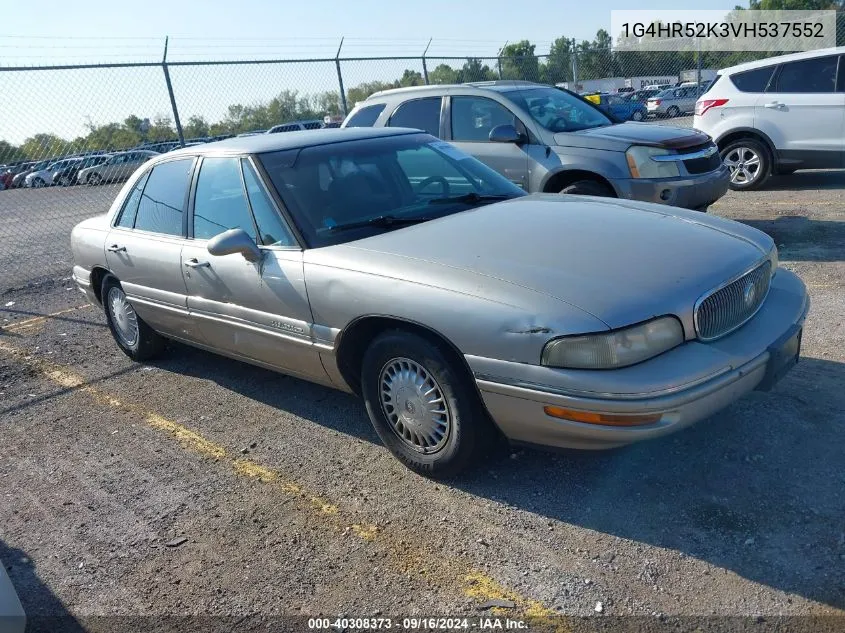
0,0,738,144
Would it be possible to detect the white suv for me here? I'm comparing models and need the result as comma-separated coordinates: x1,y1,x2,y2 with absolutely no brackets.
694,47,844,191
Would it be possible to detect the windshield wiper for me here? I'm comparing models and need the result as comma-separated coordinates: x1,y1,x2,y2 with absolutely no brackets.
427,192,513,205
326,214,435,233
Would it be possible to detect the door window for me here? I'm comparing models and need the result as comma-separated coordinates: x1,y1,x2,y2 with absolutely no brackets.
451,96,518,142
193,157,257,241
134,158,193,236
387,98,441,136
345,103,386,127
730,66,774,92
241,159,296,247
114,171,150,228
774,56,838,93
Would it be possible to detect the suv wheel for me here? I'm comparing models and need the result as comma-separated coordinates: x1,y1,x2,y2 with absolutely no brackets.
361,330,491,478
721,139,770,191
559,180,614,197
666,106,680,118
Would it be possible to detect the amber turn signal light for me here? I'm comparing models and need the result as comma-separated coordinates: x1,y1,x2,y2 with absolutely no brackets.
543,406,661,427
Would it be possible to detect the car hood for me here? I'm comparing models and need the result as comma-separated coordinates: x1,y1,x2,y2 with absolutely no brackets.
315,195,771,332
554,122,710,150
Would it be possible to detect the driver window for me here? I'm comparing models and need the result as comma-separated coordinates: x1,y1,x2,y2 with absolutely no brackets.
451,96,518,142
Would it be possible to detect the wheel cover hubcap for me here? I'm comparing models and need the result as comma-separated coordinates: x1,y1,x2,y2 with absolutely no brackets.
108,286,139,347
379,357,451,454
724,147,761,185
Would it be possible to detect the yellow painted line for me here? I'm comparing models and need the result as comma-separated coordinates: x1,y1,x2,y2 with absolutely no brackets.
0,340,567,626
1,304,92,334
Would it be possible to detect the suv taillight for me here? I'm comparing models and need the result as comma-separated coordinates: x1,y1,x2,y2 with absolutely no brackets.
695,99,728,116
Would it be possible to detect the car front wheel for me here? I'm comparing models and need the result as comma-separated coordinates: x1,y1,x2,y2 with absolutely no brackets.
101,275,165,361
88,173,102,186
721,139,770,191
361,330,491,477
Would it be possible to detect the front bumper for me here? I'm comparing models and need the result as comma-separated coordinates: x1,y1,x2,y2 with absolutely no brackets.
470,268,809,450
612,164,729,210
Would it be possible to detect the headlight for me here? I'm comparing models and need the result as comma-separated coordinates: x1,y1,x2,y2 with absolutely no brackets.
541,316,684,369
625,145,680,179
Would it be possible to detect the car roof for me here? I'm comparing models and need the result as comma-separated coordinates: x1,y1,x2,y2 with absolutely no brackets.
366,80,547,100
165,127,421,157
718,46,845,74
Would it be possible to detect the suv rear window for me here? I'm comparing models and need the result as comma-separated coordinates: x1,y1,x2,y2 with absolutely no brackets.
344,104,386,128
774,55,838,93
387,98,441,137
729,66,774,93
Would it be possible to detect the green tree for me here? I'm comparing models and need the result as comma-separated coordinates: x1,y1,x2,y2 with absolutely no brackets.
429,63,460,84
544,37,575,84
399,69,424,87
500,40,540,81
183,115,210,138
0,141,27,163
461,58,497,82
346,80,400,107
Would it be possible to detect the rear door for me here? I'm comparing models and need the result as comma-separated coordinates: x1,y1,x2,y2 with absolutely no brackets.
446,94,530,190
754,54,844,168
104,157,197,340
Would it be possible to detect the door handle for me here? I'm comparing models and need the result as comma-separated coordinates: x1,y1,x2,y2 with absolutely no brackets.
764,102,786,109
106,244,126,253
184,258,210,268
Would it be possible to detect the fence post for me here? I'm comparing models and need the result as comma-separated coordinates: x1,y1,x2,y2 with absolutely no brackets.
421,38,432,84
335,37,348,116
696,39,702,88
161,37,185,147
496,42,507,79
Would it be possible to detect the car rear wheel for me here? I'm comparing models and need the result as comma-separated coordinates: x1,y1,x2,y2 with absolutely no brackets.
58,175,72,186
361,330,491,478
88,173,102,186
666,106,680,118
631,110,644,122
559,180,614,198
721,139,770,191
32,177,46,188
101,275,165,362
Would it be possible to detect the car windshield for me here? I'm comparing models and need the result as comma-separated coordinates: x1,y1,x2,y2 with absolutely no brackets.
258,132,525,248
505,87,613,133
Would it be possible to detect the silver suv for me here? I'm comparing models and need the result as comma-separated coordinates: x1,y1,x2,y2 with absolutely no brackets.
342,81,729,211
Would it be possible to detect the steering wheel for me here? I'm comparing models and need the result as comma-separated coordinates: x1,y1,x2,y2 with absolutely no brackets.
545,116,568,131
415,175,450,197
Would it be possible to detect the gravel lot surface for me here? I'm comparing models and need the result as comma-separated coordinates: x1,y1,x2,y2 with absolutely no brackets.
1,164,844,632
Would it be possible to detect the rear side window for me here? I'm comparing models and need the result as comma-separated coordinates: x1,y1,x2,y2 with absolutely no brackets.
134,158,193,236
345,103,386,127
774,56,838,93
115,171,150,228
730,67,774,93
193,157,256,241
387,98,442,137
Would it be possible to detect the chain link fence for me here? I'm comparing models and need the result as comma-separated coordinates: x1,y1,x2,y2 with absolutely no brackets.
0,43,836,291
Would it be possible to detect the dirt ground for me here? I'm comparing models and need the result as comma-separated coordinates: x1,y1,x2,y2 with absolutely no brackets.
1,172,844,632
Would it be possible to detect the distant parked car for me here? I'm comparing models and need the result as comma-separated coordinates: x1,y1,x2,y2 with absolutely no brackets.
343,80,729,210
694,46,845,191
12,161,49,188
267,119,325,134
647,85,706,118
53,154,111,186
134,141,181,154
25,158,82,188
77,150,159,185
591,93,649,122
236,130,268,137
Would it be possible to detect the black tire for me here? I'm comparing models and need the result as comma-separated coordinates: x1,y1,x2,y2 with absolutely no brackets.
101,275,165,362
720,138,771,191
32,177,45,188
58,176,72,186
631,110,644,122
88,173,102,186
559,179,615,197
361,330,492,478
666,106,680,118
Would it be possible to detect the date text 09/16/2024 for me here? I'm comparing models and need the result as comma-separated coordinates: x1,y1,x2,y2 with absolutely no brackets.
308,617,529,630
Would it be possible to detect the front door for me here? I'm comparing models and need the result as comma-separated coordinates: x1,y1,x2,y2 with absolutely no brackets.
104,158,196,339
447,95,530,190
180,156,325,380
754,54,845,169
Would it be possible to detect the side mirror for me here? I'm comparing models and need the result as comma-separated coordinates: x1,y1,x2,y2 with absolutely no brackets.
207,228,262,262
489,124,526,144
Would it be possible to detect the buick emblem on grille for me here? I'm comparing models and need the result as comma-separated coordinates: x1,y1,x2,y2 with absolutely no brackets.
743,279,758,307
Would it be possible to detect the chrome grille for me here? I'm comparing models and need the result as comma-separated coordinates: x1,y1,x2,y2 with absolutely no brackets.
695,261,772,341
